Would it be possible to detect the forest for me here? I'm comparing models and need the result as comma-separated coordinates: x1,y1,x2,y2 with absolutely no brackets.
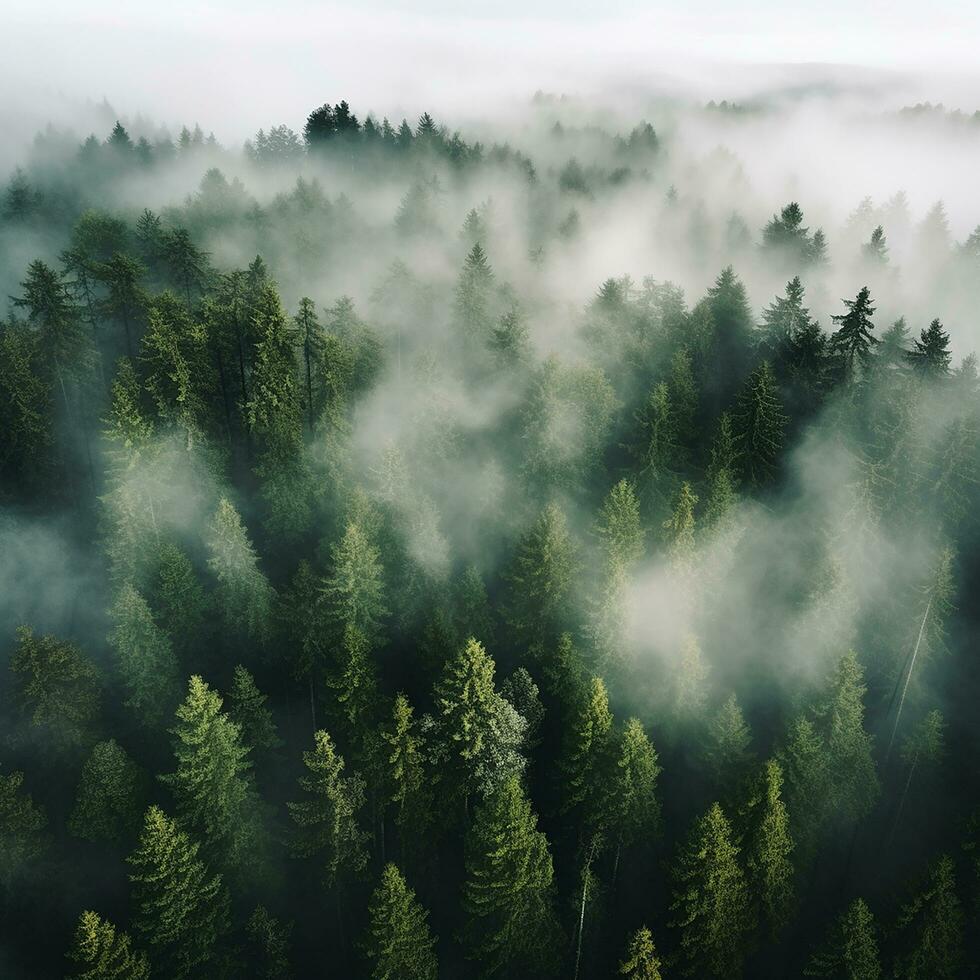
1,91,979,979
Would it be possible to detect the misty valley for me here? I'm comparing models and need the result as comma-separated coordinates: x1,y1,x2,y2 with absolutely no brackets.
1,88,979,980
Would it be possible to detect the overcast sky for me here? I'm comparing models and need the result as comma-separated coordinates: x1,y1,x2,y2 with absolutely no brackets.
3,1,980,143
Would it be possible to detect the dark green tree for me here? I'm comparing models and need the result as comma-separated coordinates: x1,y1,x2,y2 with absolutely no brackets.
69,739,146,842
804,898,880,979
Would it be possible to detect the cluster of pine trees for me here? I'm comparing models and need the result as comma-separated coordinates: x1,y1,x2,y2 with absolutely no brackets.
1,100,980,978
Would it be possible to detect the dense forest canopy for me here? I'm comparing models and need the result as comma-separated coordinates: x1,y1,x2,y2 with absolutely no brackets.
1,88,980,979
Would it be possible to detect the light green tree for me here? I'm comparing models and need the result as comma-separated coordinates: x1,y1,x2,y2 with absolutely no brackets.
804,898,880,979
363,863,438,980
65,910,150,980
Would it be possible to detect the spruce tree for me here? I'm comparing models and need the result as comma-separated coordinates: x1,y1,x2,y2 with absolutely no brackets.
151,542,209,658
778,715,830,866
804,898,880,979
733,361,787,486
66,910,150,980
462,775,560,977
383,693,432,857
287,730,369,887
245,905,293,979
108,584,180,728
906,319,952,379
127,805,230,980
746,759,794,936
830,287,877,378
669,802,753,977
891,854,963,979
619,926,663,980
561,675,614,837
10,626,101,752
69,739,145,842
597,478,645,568
321,520,388,652
700,692,754,796
0,768,48,891
609,718,662,867
159,675,258,872
363,863,438,980
227,664,282,752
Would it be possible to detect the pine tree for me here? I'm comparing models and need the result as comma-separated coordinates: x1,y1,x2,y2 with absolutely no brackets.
455,242,495,342
707,411,740,484
759,276,816,358
817,650,879,824
891,854,963,979
561,675,614,836
245,906,293,979
363,863,438,980
609,718,662,866
663,482,699,570
66,910,150,980
830,287,877,378
669,802,753,977
778,715,829,867
287,730,369,887
862,225,888,265
159,675,258,872
69,739,145,842
506,502,577,647
804,898,880,979
0,768,48,891
10,626,101,752
108,584,180,728
597,478,645,567
746,759,794,936
619,926,663,980
151,542,208,658
670,346,699,447
321,521,388,651
227,664,282,752
733,361,787,486
906,319,951,379
632,381,678,483
127,805,230,980
206,497,275,642
878,317,911,369
383,694,432,857
462,775,560,977
706,266,754,397
701,693,754,795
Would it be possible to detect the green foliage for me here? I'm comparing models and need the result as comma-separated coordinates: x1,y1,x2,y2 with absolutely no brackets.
609,718,662,849
733,361,787,485
700,692,754,795
462,775,560,977
69,739,146,842
245,905,293,980
227,664,282,752
746,759,794,936
363,863,438,980
66,910,150,980
804,898,880,980
322,521,388,651
0,768,48,889
669,801,753,977
619,926,663,980
560,675,614,834
597,478,645,567
128,805,230,979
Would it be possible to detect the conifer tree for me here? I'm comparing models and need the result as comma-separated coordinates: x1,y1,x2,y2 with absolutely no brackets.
609,718,662,870
66,910,150,980
632,381,678,483
862,225,888,265
69,739,146,842
619,926,663,980
663,482,699,570
597,478,645,567
830,287,877,378
906,318,952,379
733,361,787,485
321,520,388,652
561,675,614,837
0,768,48,891
455,242,495,342
669,802,753,977
891,854,963,980
160,675,258,871
701,692,754,795
506,502,577,647
10,626,101,752
287,730,369,887
462,775,560,977
127,805,230,980
244,906,293,979
108,584,180,728
706,266,754,398
383,694,432,857
778,715,830,866
674,633,710,720
878,317,911,369
227,664,282,752
746,759,794,936
759,276,816,359
804,898,880,979
206,497,275,642
363,863,438,980
151,542,209,658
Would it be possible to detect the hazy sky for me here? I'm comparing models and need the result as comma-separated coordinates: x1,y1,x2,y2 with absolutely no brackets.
3,0,980,144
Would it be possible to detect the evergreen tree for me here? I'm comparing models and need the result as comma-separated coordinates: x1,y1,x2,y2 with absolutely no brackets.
862,225,888,265
245,906,293,980
321,521,388,651
830,287,877,378
151,542,209,658
891,854,963,980
159,675,258,872
778,715,829,867
701,692,754,795
0,768,48,891
597,478,645,567
906,318,952,379
227,664,282,752
10,626,101,752
66,910,150,980
363,863,438,980
462,775,560,977
455,242,495,342
609,718,662,865
706,266,754,398
127,805,230,980
733,361,787,486
383,694,432,857
619,926,663,980
663,481,699,571
804,898,880,980
506,502,577,647
69,739,145,842
287,730,369,887
669,802,753,977
560,675,614,835
746,759,794,936
108,584,180,728
632,381,678,483
877,317,911,369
